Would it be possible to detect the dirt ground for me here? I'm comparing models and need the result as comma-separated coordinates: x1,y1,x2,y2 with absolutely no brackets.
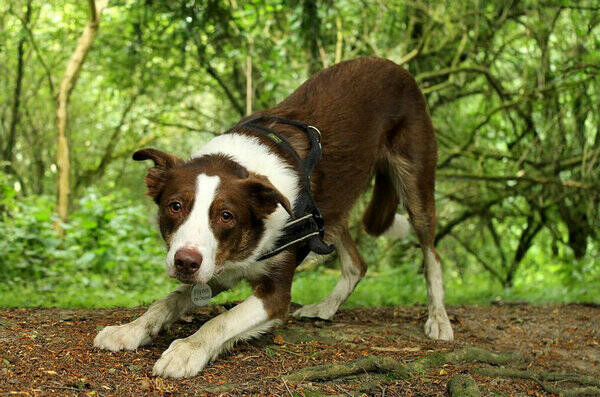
1,303,598,396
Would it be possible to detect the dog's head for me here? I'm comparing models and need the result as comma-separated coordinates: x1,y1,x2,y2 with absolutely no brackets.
133,148,292,284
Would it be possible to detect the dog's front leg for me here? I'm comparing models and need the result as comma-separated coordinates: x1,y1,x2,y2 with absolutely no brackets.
93,278,230,351
94,285,195,351
153,271,292,378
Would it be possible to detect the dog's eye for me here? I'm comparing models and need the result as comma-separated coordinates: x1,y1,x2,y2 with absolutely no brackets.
168,201,182,213
221,210,233,222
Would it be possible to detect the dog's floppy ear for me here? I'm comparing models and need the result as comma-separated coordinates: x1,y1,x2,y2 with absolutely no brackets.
241,176,293,219
133,148,182,169
132,148,183,202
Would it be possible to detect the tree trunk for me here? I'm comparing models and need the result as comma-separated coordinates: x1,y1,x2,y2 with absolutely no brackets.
301,0,322,75
334,14,343,64
55,0,109,232
506,212,545,287
2,1,32,171
246,37,253,116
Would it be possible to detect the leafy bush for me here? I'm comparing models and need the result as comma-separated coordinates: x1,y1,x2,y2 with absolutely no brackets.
0,173,175,306
1,173,597,308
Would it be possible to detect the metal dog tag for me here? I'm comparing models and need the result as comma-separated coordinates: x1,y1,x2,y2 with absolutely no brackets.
191,283,212,306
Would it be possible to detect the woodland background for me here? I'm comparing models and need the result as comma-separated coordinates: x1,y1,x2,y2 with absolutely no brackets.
0,0,598,308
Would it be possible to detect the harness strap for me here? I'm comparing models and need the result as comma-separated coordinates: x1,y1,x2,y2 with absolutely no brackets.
256,215,319,261
237,115,335,261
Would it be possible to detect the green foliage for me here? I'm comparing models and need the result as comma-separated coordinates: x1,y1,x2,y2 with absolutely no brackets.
1,171,598,308
0,172,176,306
0,0,599,308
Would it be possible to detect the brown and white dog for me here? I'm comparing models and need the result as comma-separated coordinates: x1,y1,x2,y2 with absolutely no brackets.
94,57,454,378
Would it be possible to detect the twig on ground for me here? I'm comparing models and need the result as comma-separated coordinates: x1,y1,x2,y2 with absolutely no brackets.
282,378,293,397
41,385,89,392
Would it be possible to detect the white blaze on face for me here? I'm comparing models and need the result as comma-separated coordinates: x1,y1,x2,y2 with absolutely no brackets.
166,174,220,283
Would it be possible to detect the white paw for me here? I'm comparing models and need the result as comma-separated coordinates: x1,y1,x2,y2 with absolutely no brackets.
152,338,210,378
94,323,151,351
293,302,338,320
424,310,454,341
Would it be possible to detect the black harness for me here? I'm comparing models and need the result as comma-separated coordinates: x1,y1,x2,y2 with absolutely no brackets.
236,115,335,262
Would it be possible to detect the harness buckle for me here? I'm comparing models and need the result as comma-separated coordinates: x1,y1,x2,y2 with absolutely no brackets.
307,125,322,146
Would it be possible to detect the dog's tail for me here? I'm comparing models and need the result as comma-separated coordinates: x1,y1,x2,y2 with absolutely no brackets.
362,163,411,239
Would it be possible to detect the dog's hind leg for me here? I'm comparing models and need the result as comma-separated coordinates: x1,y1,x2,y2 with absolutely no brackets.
386,116,454,341
293,227,366,320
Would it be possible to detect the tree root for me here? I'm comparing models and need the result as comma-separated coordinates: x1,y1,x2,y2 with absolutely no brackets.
557,386,600,397
278,346,600,396
472,367,600,387
283,347,527,382
410,347,528,373
473,367,600,396
283,355,409,382
447,374,481,397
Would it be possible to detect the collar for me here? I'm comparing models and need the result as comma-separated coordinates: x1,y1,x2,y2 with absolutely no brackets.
236,115,335,261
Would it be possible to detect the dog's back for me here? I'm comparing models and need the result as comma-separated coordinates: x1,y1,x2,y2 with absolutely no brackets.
256,57,437,241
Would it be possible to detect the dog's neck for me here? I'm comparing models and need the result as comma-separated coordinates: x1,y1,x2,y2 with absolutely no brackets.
192,132,300,260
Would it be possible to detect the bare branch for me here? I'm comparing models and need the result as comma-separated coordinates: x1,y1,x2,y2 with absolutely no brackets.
416,65,505,97
75,91,141,189
147,117,218,135
450,232,506,284
437,172,592,189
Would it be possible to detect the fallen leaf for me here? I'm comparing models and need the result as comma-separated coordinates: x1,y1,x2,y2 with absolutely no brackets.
371,346,403,352
402,346,422,352
140,378,151,390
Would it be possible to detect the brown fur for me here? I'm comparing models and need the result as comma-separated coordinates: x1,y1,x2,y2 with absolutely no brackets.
132,149,184,203
235,57,438,247
251,251,297,319
135,57,440,323
236,58,440,319
362,163,400,235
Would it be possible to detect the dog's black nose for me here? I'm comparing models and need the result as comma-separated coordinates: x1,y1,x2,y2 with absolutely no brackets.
174,248,203,274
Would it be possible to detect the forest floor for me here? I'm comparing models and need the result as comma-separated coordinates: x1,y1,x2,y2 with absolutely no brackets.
1,303,599,396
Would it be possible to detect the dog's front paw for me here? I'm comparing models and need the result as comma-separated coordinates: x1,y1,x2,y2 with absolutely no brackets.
424,309,454,341
152,338,210,378
94,323,151,351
